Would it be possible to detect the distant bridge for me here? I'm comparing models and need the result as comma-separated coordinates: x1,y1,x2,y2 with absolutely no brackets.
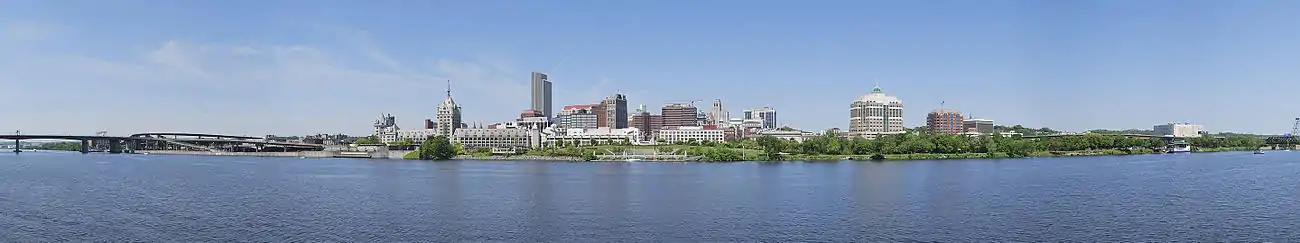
1,132,324,154
128,133,261,140
1265,136,1299,150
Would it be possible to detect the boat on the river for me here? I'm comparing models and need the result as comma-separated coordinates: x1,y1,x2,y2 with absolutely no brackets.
1166,140,1192,154
1254,150,1265,154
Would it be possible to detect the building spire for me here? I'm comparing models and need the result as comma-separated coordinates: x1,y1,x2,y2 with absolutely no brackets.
446,80,452,97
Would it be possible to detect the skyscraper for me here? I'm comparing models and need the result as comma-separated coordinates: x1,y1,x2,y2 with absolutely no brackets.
530,72,553,118
850,85,904,138
437,81,463,137
601,93,628,129
706,99,729,126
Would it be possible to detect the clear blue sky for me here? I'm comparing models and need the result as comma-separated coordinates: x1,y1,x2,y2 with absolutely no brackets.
2,0,1298,136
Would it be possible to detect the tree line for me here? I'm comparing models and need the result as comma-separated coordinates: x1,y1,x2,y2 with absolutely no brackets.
379,128,1266,162
739,131,1264,160
37,142,83,151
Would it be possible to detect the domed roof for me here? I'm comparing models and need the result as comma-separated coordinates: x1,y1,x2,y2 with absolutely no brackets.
856,86,902,104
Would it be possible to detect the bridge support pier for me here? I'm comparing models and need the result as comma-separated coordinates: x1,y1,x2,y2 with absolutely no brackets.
80,140,89,154
12,139,20,153
108,139,122,154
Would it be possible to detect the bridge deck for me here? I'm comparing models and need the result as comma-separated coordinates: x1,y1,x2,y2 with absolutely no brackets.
0,134,324,150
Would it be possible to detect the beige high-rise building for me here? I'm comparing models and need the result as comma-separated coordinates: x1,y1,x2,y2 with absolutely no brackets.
437,82,463,137
850,86,904,138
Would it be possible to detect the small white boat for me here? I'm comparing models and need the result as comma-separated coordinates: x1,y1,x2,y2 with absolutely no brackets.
625,158,642,162
1253,150,1265,154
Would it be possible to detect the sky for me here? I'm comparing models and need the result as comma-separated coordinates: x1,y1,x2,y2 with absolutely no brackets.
2,0,1298,136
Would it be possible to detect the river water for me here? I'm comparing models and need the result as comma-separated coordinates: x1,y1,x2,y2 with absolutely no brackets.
1,151,1297,241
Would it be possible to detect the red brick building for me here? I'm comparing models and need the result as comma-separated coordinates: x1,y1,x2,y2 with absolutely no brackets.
926,109,965,135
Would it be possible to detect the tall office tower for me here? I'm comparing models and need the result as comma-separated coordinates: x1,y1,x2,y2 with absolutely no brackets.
706,99,729,126
850,85,904,138
530,72,553,118
926,109,965,134
743,107,777,129
661,103,699,128
437,83,463,137
600,93,628,128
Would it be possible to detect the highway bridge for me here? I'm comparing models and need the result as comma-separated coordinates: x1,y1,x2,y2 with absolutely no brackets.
1,132,324,154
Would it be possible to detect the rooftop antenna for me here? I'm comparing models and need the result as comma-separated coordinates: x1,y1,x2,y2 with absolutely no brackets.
446,80,451,97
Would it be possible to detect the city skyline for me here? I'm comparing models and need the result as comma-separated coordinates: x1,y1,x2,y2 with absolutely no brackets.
3,1,1299,136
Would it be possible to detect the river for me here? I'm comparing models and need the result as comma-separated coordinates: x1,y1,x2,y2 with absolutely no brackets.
1,151,1297,241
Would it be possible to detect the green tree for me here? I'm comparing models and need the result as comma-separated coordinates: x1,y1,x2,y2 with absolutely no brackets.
353,136,380,145
38,141,83,151
702,148,744,161
391,138,415,146
756,135,785,160
418,136,457,160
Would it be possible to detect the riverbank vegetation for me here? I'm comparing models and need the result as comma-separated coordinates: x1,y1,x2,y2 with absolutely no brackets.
36,142,82,151
403,129,1265,162
576,131,1261,162
414,136,457,160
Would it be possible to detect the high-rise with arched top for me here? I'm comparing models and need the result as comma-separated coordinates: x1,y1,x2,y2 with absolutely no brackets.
850,85,905,139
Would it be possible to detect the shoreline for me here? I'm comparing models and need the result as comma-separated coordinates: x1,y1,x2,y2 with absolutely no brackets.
454,147,1267,162
24,147,1269,162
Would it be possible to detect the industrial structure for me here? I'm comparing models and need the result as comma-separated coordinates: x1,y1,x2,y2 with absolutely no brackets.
1153,122,1206,138
1264,118,1300,149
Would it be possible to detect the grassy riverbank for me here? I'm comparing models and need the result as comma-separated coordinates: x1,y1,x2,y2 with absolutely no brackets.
1193,147,1259,153
785,148,1164,161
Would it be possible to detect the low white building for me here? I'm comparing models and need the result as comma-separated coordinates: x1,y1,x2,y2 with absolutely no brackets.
395,129,438,144
455,128,542,149
545,127,640,147
754,129,818,142
656,126,726,143
1154,122,1205,138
